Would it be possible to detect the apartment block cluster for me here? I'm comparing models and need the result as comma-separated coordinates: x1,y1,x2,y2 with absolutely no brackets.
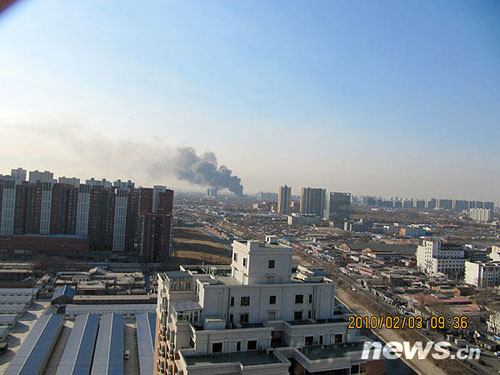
276,185,351,225
0,168,173,262
154,235,382,375
355,195,495,217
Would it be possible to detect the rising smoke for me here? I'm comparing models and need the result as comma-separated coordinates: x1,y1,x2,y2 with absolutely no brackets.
171,147,244,196
3,124,245,195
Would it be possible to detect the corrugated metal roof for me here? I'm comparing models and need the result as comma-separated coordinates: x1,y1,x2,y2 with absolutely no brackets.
91,313,124,375
5,314,63,375
51,285,75,302
56,313,99,375
66,304,156,315
136,312,156,375
0,288,38,296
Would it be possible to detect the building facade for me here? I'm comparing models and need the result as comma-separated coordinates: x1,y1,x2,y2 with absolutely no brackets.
0,168,174,258
416,238,465,279
300,187,326,218
154,236,381,375
465,261,500,287
469,208,493,223
327,192,351,223
278,185,292,215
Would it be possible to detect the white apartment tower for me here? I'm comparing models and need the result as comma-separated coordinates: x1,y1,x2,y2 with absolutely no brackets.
75,184,90,236
153,185,167,213
416,237,465,279
469,208,493,223
154,236,379,375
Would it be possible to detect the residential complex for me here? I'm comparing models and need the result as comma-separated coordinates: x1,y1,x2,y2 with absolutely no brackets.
154,236,380,375
469,208,493,223
354,195,494,212
0,168,173,262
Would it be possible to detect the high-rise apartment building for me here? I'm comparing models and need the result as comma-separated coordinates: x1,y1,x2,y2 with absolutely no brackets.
0,168,174,258
0,178,16,236
58,177,80,187
75,184,90,236
28,170,55,183
153,185,167,213
300,187,326,218
139,188,173,262
10,168,26,184
112,189,128,252
125,188,140,253
278,185,292,215
327,192,351,222
469,208,492,223
154,236,381,375
88,185,115,252
50,183,79,234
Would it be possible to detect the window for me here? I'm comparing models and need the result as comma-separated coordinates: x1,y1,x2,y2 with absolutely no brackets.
294,311,303,320
319,335,323,345
236,341,241,351
233,253,238,261
243,258,247,267
241,296,250,306
269,295,276,304
230,297,234,306
307,310,312,319
309,294,313,303
305,336,314,346
351,364,360,374
247,340,257,350
295,294,304,304
268,311,276,320
267,276,275,284
229,314,233,323
268,259,275,269
240,313,249,323
334,334,343,343
212,342,223,353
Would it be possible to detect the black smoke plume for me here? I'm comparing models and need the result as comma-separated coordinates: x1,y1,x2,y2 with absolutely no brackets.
172,147,244,196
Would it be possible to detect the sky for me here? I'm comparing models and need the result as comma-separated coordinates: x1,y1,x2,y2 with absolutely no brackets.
0,0,499,201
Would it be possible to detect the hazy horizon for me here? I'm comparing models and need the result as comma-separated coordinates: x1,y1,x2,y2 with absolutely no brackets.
1,1,499,202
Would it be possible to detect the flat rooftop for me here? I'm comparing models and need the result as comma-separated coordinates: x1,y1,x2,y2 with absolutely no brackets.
183,350,281,366
300,342,366,360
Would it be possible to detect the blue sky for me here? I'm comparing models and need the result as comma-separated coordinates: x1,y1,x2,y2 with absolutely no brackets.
0,0,499,200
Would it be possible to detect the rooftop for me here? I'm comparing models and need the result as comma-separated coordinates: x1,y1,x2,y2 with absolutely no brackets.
300,342,366,360
183,350,281,367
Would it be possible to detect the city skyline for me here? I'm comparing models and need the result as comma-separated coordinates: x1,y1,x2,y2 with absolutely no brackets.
1,166,499,206
1,1,499,202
